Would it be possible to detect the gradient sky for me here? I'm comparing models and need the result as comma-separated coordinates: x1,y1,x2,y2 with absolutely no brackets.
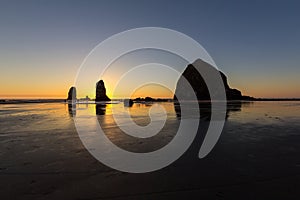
1,0,299,99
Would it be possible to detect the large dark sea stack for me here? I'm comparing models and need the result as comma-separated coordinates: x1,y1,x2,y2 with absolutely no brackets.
174,59,252,101
67,86,77,101
95,80,111,101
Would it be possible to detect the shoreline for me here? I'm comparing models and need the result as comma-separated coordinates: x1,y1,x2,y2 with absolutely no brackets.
1,98,300,104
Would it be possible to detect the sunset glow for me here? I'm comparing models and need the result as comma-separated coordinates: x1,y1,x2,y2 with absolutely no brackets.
1,1,300,99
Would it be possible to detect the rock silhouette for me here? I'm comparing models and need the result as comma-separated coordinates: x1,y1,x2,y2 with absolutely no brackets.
95,80,111,101
67,86,77,101
174,59,253,101
124,99,134,107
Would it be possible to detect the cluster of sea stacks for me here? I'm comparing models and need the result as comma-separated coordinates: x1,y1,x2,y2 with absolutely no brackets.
66,80,111,102
66,59,254,102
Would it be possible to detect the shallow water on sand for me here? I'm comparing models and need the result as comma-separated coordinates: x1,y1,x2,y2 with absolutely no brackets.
0,101,299,199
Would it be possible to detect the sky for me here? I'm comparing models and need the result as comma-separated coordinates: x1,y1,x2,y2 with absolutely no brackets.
0,0,299,99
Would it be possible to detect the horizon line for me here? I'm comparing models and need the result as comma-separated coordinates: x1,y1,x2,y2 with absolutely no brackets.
1,96,300,100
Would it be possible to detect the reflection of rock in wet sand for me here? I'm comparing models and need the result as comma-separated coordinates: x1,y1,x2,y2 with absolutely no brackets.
174,101,249,120
96,104,106,115
68,103,76,117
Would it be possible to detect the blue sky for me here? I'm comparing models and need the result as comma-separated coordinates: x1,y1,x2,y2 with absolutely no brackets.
0,0,299,98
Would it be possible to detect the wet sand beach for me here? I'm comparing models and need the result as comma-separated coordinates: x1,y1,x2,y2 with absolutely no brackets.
0,101,300,199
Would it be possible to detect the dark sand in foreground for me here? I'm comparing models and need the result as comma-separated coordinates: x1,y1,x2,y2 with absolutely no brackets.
0,102,299,199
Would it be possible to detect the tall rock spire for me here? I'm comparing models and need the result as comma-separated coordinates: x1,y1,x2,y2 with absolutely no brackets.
95,80,111,101
67,86,77,101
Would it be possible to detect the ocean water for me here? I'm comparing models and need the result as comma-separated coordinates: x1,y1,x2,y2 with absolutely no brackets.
0,101,299,199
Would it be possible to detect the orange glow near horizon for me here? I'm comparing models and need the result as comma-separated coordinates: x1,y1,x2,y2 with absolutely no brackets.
1,81,300,99
0,84,71,99
128,84,174,99
1,75,300,99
